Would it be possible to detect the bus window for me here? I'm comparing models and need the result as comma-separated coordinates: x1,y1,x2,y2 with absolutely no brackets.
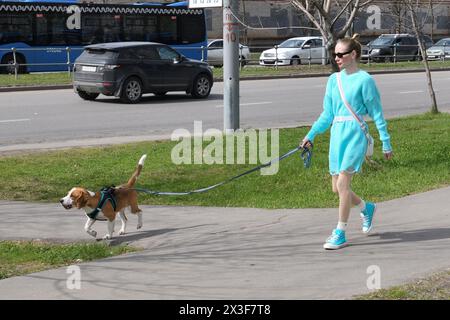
159,16,177,44
82,16,100,44
124,15,146,41
48,15,80,46
35,14,49,45
144,16,158,42
82,15,119,44
179,14,205,44
0,14,32,44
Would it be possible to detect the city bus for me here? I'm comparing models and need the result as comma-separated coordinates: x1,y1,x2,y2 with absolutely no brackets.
0,0,207,73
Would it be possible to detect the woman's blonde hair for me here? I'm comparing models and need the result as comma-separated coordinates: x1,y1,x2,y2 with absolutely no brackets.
337,33,362,59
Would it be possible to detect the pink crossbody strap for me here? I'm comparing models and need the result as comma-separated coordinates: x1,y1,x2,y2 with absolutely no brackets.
336,72,367,133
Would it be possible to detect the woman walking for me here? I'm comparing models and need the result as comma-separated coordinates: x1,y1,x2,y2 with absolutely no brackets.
301,34,393,250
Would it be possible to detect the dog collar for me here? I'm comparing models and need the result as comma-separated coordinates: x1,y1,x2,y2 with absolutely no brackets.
86,187,117,221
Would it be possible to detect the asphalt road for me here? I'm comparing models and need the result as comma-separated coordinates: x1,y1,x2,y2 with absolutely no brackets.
1,71,450,153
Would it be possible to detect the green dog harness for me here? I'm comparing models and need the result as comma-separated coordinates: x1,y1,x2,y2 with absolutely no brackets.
86,187,117,221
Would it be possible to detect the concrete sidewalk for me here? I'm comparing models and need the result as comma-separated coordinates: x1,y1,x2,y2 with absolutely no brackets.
0,186,449,299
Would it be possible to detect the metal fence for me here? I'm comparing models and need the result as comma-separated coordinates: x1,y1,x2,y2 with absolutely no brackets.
0,47,84,79
1,43,448,78
362,43,450,64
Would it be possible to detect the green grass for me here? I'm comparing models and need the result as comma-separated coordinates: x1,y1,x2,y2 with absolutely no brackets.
354,269,450,300
0,113,448,208
1,60,450,87
0,240,139,280
0,72,73,87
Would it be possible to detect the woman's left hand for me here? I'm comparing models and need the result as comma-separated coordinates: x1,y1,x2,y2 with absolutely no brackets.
384,151,393,160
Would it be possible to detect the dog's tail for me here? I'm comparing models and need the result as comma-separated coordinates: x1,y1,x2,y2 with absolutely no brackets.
126,154,147,188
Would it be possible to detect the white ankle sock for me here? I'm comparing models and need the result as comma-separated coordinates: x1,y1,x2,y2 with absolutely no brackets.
336,222,348,231
358,199,366,211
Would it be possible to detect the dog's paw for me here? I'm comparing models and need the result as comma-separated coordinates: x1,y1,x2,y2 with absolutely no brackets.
119,229,126,235
87,230,97,238
103,234,112,240
137,223,143,230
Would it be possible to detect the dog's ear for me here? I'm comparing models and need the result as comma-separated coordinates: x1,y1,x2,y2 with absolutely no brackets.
72,189,89,209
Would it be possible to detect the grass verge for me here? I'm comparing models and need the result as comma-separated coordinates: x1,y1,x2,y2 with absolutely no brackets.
354,269,450,300
0,72,73,87
1,60,450,87
0,113,448,208
0,240,139,280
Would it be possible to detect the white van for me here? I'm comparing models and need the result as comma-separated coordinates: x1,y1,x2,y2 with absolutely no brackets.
259,36,327,66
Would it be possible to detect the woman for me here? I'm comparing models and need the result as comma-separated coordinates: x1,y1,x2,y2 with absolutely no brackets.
300,34,393,250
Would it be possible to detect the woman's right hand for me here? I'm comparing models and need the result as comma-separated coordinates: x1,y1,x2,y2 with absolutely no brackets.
300,138,312,149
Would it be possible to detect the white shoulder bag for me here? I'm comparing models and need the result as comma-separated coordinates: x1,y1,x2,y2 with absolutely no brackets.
336,72,374,157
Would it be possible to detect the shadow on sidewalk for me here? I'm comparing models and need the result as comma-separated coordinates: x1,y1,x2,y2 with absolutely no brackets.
106,224,214,246
352,227,450,247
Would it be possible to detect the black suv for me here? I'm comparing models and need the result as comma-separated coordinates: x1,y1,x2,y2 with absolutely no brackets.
73,42,213,103
362,34,433,62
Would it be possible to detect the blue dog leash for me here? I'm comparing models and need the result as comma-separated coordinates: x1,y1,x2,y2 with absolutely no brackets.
133,145,312,196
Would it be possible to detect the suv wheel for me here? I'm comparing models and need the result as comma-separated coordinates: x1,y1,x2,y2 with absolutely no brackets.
121,77,143,103
191,74,211,99
77,90,99,101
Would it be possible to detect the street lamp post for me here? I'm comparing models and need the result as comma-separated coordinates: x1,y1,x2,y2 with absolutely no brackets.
223,0,240,133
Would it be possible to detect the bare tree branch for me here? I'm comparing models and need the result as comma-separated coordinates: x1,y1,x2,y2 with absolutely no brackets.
337,0,360,37
331,0,355,27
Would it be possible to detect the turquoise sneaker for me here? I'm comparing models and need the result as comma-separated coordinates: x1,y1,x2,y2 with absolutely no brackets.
360,202,377,234
323,229,347,250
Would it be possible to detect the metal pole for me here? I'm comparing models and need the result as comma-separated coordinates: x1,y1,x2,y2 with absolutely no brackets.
66,47,71,77
12,47,18,80
394,44,397,63
275,45,278,70
223,0,240,133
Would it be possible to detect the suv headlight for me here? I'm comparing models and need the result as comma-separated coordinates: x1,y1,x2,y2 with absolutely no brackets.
370,49,380,54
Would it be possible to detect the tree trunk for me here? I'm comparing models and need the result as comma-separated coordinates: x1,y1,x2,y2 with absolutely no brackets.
409,8,439,113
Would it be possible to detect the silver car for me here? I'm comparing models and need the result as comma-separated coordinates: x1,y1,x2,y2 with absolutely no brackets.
207,39,251,67
426,38,450,61
259,36,327,66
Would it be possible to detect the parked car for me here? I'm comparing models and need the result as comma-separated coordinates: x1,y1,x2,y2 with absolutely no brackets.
207,39,251,67
426,38,450,61
73,42,213,103
259,36,327,66
361,34,433,62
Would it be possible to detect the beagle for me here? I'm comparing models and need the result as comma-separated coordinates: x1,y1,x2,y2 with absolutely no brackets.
60,154,147,239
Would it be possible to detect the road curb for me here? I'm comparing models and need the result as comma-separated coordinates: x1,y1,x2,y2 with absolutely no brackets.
1,68,450,93
0,84,73,93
